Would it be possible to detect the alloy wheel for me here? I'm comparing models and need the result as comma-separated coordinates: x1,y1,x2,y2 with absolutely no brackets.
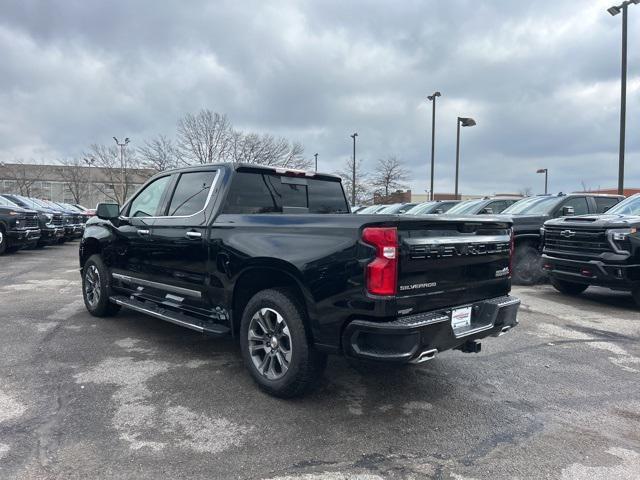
248,307,292,380
84,264,101,308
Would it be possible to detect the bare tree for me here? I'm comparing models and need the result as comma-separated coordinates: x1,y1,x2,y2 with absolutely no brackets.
371,156,409,197
138,135,182,172
231,132,311,169
337,157,369,205
59,157,89,204
1,159,50,197
83,143,140,204
177,109,233,164
518,186,533,197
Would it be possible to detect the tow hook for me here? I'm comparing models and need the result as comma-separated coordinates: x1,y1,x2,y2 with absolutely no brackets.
458,340,482,354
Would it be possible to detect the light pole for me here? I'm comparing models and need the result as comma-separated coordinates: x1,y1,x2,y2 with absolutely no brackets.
454,117,476,199
427,92,441,201
84,157,95,207
536,168,548,194
113,136,130,201
314,153,318,172
608,0,638,195
350,133,358,205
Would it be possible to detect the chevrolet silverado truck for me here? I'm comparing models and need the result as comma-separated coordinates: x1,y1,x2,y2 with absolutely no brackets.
0,195,41,254
542,193,640,306
2,194,65,246
500,193,623,285
79,163,520,397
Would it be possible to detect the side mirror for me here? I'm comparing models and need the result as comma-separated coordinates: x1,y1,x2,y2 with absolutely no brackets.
561,206,575,217
481,207,493,214
96,203,120,220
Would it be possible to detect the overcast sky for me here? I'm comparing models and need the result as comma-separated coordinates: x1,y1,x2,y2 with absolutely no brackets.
1,0,639,196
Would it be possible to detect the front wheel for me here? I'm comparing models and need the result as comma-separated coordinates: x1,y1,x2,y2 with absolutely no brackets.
240,288,327,398
82,254,120,317
512,245,544,285
550,278,588,296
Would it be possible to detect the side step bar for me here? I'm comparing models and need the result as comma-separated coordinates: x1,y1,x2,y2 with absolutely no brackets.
110,295,230,336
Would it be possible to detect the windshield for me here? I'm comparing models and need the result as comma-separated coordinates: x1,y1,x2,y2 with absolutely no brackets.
606,194,640,216
19,196,46,209
0,196,19,208
404,202,435,215
357,205,382,214
446,199,484,215
502,196,560,215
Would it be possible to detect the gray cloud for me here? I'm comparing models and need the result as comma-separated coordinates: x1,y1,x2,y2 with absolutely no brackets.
0,0,639,195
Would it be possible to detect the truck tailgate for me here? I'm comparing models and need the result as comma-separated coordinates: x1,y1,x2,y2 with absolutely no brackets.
396,218,512,312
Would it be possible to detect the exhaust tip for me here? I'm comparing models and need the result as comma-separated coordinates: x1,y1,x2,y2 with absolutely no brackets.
410,348,438,364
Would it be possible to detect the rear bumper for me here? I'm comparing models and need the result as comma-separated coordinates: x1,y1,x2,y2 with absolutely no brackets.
542,254,640,290
342,295,520,363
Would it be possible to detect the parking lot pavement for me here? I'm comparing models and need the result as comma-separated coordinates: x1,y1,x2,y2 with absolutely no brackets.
0,245,639,480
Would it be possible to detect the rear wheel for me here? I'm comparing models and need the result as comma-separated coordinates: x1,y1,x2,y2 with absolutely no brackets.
0,227,6,255
240,288,327,398
550,278,588,296
631,287,640,308
512,245,544,285
82,254,120,317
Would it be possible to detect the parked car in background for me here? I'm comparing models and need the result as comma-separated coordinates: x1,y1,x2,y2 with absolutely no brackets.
36,199,84,240
80,163,520,397
404,200,460,215
1,194,65,246
541,193,640,305
501,193,624,285
73,204,96,216
356,205,387,214
350,205,364,213
375,203,418,215
0,196,41,254
445,197,520,216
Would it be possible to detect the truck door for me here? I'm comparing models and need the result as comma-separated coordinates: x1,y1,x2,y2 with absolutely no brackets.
145,169,221,313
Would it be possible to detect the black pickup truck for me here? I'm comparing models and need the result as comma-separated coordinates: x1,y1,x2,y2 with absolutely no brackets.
0,195,41,254
542,193,640,306
79,163,520,397
500,193,623,285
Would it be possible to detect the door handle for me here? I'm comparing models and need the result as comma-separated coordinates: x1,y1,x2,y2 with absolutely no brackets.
137,229,150,236
185,231,202,239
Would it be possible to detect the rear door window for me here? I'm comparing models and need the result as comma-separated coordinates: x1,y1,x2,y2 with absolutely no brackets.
167,171,217,216
594,196,620,213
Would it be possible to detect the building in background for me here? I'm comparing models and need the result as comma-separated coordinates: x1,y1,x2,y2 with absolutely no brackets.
0,163,154,207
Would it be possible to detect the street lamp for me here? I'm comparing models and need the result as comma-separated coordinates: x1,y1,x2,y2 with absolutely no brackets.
454,117,476,199
608,0,639,195
113,136,130,201
536,168,548,194
350,133,358,206
314,153,318,172
427,91,441,201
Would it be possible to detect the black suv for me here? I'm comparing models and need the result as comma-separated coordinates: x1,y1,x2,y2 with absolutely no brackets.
542,193,640,305
0,195,41,254
501,193,624,284
2,194,65,246
80,163,520,397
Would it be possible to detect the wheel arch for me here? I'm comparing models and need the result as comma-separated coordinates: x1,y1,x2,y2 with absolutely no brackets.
79,236,102,271
231,261,315,341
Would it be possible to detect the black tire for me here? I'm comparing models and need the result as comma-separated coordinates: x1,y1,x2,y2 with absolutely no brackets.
240,288,327,398
550,277,588,296
0,226,6,255
82,254,120,317
512,245,544,286
631,287,640,308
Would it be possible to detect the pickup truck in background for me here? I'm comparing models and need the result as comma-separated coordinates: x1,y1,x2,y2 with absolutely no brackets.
0,195,41,254
500,193,624,285
79,163,520,397
542,193,640,306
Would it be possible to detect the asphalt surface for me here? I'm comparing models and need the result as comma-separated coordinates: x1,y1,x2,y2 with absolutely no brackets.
1,243,639,480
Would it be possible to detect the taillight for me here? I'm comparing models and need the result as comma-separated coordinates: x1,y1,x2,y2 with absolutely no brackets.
509,228,515,277
362,227,398,296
